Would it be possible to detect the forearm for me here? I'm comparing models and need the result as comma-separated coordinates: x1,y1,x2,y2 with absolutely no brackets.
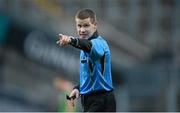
69,37,92,53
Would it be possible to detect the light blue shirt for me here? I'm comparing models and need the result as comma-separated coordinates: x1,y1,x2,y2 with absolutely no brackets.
79,36,114,94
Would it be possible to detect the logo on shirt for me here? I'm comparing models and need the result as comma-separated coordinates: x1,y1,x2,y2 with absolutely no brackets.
81,56,87,63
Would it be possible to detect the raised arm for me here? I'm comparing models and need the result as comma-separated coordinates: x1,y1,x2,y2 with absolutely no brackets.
57,34,92,53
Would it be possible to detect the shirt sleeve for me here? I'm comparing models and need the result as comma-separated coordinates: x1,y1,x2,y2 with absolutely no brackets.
69,37,92,53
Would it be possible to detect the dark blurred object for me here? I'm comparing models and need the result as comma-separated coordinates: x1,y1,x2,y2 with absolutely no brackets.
0,13,10,87
0,13,10,45
66,94,76,100
5,23,29,53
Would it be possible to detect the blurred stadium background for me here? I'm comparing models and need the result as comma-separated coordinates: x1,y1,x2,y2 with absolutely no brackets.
0,0,179,112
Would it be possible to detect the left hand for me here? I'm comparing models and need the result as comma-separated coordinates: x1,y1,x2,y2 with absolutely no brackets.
57,34,71,46
67,89,80,107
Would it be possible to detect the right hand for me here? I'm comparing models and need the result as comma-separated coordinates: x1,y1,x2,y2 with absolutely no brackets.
57,34,71,46
68,89,80,107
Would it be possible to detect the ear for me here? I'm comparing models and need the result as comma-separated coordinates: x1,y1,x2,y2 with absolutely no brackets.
94,21,97,26
93,22,97,29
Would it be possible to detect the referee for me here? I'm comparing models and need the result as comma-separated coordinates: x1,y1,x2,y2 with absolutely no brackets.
57,9,116,112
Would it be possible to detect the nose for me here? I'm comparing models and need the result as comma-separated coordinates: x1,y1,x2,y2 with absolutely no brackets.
80,27,86,33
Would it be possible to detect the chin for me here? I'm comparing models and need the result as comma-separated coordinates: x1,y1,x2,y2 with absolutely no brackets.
80,36,89,39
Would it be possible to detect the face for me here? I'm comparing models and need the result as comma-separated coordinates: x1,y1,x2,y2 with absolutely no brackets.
75,18,97,39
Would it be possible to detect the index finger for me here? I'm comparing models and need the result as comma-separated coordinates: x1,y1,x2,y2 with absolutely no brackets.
59,34,64,39
56,34,63,45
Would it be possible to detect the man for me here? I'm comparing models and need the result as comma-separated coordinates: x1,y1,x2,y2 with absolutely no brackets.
57,9,116,112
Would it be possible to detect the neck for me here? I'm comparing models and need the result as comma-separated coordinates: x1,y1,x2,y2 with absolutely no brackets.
88,31,99,40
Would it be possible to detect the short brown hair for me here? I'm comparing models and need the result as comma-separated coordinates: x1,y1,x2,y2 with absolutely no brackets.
75,9,97,23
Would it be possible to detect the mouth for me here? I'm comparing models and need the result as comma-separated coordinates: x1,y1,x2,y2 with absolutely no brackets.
80,34,88,38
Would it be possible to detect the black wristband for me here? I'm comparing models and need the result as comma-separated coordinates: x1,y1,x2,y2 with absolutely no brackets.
69,37,92,53
69,36,78,46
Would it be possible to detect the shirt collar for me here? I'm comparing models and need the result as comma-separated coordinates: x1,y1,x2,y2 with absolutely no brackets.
88,31,99,40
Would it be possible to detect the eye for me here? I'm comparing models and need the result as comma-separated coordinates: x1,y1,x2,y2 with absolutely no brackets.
77,25,81,28
84,24,89,28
